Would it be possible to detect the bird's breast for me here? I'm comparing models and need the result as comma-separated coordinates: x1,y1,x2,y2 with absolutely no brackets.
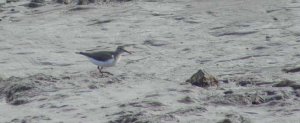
114,55,122,64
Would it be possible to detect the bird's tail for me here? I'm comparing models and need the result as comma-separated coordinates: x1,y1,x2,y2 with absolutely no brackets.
76,52,87,56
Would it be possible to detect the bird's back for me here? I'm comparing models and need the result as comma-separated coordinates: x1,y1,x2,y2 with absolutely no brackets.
77,51,114,61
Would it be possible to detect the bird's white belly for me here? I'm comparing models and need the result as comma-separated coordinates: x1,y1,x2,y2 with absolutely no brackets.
88,58,115,67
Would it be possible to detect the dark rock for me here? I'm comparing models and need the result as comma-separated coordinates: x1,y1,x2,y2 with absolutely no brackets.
186,69,219,87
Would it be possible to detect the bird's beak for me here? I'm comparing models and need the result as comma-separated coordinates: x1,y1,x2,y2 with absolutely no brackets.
123,49,132,54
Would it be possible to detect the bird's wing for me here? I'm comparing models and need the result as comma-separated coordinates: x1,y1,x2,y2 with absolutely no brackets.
79,51,114,61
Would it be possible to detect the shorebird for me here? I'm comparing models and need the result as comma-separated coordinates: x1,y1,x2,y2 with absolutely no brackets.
76,46,131,76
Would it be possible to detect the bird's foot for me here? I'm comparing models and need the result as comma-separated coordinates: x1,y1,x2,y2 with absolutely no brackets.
102,71,113,76
98,71,113,77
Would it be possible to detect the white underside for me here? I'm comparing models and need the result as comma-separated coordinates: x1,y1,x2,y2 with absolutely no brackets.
87,55,121,67
88,58,115,67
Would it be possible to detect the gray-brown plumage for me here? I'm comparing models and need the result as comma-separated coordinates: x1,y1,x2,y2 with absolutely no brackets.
77,46,131,76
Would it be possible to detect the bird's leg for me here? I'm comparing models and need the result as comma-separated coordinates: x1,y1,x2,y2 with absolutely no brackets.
97,66,113,76
98,66,104,76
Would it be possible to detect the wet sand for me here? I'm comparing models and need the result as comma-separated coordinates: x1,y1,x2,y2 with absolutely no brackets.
0,0,300,122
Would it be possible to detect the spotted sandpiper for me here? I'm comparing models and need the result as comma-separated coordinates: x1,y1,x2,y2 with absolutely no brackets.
76,46,131,76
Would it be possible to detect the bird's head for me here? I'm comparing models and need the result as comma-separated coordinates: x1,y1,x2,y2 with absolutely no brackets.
116,46,131,54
